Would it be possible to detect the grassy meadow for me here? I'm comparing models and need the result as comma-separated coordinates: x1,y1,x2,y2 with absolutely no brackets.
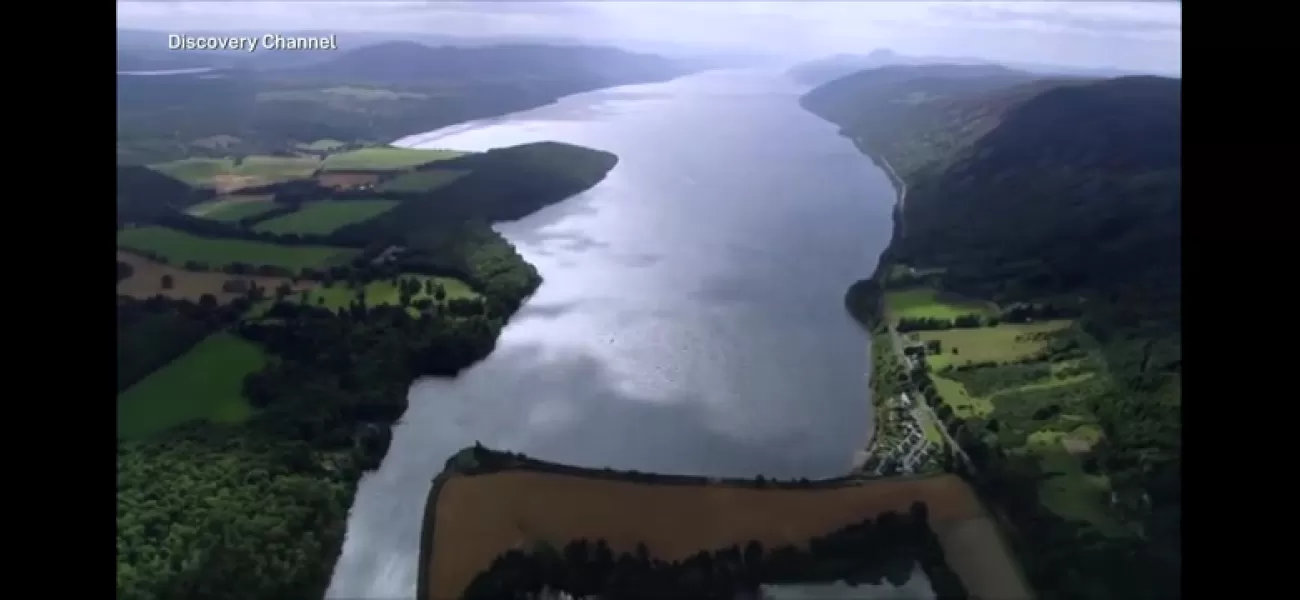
117,333,267,439
377,169,469,193
916,319,1121,535
151,155,321,190
913,320,1073,370
884,288,996,323
297,139,346,152
252,200,399,235
117,226,357,271
320,147,465,171
878,282,1126,535
187,195,277,222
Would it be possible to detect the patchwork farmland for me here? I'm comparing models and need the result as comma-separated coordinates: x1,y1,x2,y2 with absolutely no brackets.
117,226,358,271
151,155,322,192
252,200,399,236
320,147,465,171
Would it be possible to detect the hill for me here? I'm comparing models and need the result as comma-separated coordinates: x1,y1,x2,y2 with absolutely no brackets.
282,41,688,88
117,165,207,222
788,50,945,85
116,41,695,164
788,49,1152,86
802,67,1180,600
337,142,618,242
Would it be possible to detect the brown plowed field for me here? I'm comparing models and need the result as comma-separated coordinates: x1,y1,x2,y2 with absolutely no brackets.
425,471,1030,600
316,171,380,189
116,251,315,303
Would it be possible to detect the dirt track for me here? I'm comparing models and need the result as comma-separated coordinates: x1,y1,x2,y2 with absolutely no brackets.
426,471,1030,600
116,251,314,303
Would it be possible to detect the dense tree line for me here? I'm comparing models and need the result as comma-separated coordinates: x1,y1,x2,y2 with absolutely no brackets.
400,223,543,315
462,502,966,600
896,314,989,333
843,278,881,329
1001,302,1082,323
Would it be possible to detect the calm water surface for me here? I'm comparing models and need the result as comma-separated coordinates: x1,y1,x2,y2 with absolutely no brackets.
326,69,898,599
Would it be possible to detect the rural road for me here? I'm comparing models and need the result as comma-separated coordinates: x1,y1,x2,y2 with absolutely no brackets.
888,326,976,472
857,142,907,238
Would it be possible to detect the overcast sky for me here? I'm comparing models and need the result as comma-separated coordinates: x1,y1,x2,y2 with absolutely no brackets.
117,1,1181,75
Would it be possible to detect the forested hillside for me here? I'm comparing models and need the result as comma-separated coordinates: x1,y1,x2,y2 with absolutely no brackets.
116,42,694,164
117,166,208,222
789,50,1148,87
803,67,1180,600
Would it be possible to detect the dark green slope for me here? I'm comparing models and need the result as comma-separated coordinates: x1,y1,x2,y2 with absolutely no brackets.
803,68,1180,599
336,141,618,243
117,165,204,222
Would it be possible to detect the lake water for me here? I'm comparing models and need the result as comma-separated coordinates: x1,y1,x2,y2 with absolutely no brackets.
325,68,899,599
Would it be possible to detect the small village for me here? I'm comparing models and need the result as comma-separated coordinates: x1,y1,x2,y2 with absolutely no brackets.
856,333,953,476
860,391,940,475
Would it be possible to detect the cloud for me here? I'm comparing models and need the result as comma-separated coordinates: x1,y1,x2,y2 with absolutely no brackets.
116,1,1181,74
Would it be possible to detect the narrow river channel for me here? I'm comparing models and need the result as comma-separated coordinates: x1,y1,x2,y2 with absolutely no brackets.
326,68,899,599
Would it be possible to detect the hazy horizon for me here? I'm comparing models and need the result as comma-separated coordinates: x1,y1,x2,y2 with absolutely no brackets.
117,1,1182,76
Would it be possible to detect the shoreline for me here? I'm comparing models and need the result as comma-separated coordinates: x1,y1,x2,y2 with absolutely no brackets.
318,146,619,598
851,142,908,475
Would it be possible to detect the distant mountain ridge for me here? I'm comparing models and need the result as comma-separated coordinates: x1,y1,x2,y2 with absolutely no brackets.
116,28,735,73
788,48,1158,86
280,40,690,87
116,39,698,163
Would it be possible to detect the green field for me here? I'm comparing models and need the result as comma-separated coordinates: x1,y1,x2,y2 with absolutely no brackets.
188,196,277,222
150,155,321,187
258,274,478,318
932,375,993,418
297,139,346,151
915,320,1074,369
1034,448,1124,535
917,410,945,444
150,157,235,184
884,287,996,322
252,200,399,235
917,320,1122,533
207,202,277,222
238,155,320,178
377,169,469,193
117,226,357,270
117,333,267,439
321,147,465,171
